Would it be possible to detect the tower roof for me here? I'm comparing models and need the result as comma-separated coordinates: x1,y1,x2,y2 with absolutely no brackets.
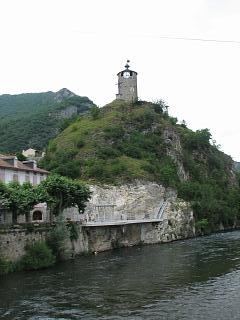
117,60,138,76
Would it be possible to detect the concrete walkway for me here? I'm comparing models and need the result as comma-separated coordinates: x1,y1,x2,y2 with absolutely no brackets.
81,218,163,227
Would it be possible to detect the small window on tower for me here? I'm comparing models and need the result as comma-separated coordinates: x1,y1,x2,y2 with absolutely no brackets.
130,71,133,76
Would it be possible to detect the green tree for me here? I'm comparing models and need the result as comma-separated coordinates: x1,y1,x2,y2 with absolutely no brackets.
0,182,42,223
47,215,71,260
184,128,211,151
16,152,27,161
38,174,91,219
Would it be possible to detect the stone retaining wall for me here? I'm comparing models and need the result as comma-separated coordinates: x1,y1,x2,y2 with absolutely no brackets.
0,198,195,262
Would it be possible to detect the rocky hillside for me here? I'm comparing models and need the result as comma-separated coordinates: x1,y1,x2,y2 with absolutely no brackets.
0,88,95,153
41,100,240,229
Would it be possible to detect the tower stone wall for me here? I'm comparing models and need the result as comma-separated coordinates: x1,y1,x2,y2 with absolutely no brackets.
116,62,138,103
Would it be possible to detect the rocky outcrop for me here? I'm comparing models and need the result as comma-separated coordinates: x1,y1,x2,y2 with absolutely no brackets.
54,88,75,102
56,105,78,119
163,128,189,181
85,182,168,220
64,181,195,245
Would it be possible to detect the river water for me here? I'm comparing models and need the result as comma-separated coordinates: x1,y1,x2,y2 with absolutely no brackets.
1,231,240,319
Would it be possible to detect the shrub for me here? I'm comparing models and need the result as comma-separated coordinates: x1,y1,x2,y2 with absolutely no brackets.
96,146,120,159
85,160,110,180
183,129,211,151
90,105,101,119
104,125,124,139
76,138,85,148
123,145,142,159
159,161,179,187
47,215,71,260
67,220,79,241
21,241,56,270
109,160,127,175
0,256,13,275
54,160,81,178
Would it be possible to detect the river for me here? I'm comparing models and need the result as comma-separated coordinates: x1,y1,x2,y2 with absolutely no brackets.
1,230,240,319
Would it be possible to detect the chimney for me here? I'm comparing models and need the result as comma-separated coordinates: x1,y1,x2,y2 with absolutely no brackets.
23,160,37,170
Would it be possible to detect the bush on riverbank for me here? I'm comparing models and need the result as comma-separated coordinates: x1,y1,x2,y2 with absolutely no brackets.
0,256,13,275
47,215,72,261
20,241,56,270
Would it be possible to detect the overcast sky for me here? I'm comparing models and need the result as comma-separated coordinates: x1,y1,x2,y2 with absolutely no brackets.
0,0,240,160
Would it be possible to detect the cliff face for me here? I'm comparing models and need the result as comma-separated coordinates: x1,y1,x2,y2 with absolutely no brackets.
85,182,195,242
85,182,178,220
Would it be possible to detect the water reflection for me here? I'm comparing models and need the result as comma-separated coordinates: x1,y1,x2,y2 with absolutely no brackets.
1,231,240,319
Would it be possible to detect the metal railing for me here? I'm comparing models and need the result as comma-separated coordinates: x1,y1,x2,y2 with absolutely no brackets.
81,201,169,225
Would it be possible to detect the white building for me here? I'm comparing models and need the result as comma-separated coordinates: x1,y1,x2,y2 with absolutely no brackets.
0,154,49,224
0,154,48,185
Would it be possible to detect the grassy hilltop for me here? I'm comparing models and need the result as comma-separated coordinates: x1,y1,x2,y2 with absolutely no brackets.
41,100,240,229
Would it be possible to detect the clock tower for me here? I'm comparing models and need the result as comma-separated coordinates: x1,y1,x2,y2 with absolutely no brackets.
116,60,138,103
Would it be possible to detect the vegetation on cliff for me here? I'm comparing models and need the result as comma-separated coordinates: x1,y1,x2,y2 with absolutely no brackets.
41,100,240,230
0,89,95,153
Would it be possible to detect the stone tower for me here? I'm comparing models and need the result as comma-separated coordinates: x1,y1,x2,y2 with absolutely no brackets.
116,60,138,103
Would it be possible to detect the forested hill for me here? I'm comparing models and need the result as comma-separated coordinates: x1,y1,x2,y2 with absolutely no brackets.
0,88,95,153
41,99,240,230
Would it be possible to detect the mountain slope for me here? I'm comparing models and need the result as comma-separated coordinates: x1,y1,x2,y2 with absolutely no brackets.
0,88,95,153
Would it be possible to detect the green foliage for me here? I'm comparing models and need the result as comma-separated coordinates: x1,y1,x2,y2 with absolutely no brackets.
96,146,120,159
169,117,178,125
90,105,101,119
16,152,27,161
21,241,56,270
183,128,211,151
47,215,71,260
104,125,125,139
67,220,79,240
58,115,79,132
195,219,209,233
159,161,179,187
40,100,240,229
0,181,43,223
178,180,240,228
38,174,91,216
152,99,169,113
0,256,13,275
0,174,90,223
0,90,94,153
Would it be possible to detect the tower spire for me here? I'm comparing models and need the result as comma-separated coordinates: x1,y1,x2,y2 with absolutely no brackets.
125,60,130,69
